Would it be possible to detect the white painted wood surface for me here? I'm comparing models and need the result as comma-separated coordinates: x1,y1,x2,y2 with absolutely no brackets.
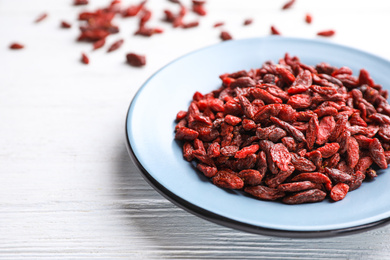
2,0,390,258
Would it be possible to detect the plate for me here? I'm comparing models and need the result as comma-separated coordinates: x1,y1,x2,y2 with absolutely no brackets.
125,37,390,238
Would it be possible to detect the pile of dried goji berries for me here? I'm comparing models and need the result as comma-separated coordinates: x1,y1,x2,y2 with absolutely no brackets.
175,53,390,204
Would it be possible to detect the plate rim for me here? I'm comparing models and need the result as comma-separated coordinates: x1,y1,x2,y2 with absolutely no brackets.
125,36,390,238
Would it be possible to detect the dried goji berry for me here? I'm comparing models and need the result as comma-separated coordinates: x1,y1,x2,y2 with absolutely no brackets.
270,116,306,143
107,39,124,52
330,183,349,201
288,70,312,94
305,13,312,24
61,21,72,28
283,189,326,204
126,53,146,67
175,127,199,140
292,172,331,184
213,22,224,28
369,138,387,169
243,18,253,26
278,181,317,193
291,153,316,172
346,136,359,168
270,25,281,35
192,0,207,16
268,127,287,143
182,21,199,29
265,163,295,188
220,145,239,157
270,143,291,171
81,52,89,64
35,13,48,23
317,30,335,37
237,169,263,186
220,31,233,41
122,1,146,17
347,170,365,191
197,163,218,178
245,185,285,201
74,0,89,5
306,115,319,150
282,0,296,10
224,115,242,126
325,167,352,183
234,144,259,159
251,88,283,104
213,171,244,189
9,43,24,50
287,94,312,109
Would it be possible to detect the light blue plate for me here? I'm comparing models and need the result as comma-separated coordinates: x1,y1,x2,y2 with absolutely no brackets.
125,37,390,237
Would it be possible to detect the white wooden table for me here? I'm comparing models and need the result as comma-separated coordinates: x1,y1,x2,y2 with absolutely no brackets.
2,0,390,258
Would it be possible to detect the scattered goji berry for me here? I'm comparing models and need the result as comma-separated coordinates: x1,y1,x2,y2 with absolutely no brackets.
220,31,233,41
243,18,253,26
107,39,124,52
192,0,207,16
213,22,224,28
282,0,296,10
9,43,24,50
126,53,146,67
61,21,72,28
317,30,336,37
93,39,106,50
81,52,89,64
270,25,281,35
74,0,89,5
305,13,312,24
35,13,48,23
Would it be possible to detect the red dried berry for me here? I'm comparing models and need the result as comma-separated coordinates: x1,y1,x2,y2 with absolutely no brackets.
60,21,72,28
235,144,259,159
220,31,233,41
107,39,124,52
317,30,336,37
330,183,349,201
93,39,106,50
74,0,89,5
305,13,312,24
35,13,48,23
278,181,317,193
369,138,387,169
243,18,253,26
282,0,296,10
126,53,146,67
213,171,244,189
182,21,200,29
270,143,291,171
237,169,263,186
244,186,285,201
283,189,326,204
9,43,24,50
122,1,146,17
81,52,89,64
270,25,281,35
175,127,198,140
292,172,332,185
192,0,207,16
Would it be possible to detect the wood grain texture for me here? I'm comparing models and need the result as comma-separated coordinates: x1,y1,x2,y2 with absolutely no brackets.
1,0,390,259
